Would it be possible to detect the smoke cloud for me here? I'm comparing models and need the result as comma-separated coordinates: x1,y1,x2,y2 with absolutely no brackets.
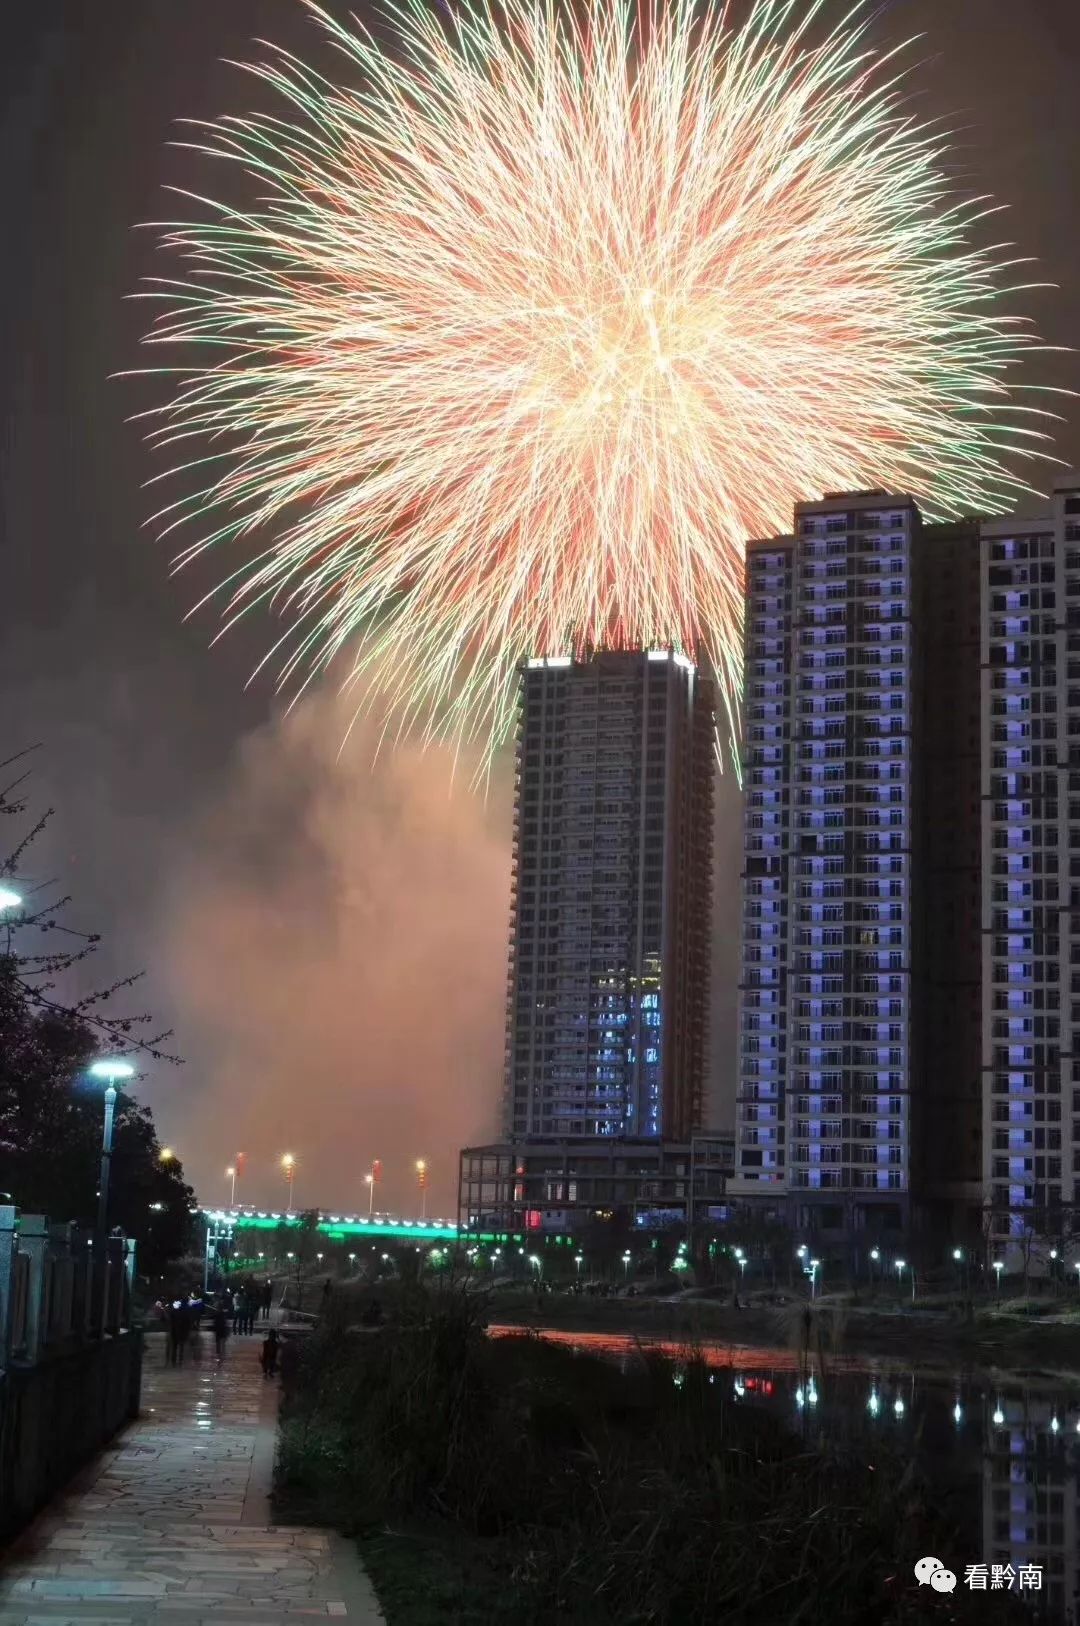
158,697,741,1220
159,699,512,1217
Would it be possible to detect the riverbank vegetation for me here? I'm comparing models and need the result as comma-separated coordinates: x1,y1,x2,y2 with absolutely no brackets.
275,1288,1023,1625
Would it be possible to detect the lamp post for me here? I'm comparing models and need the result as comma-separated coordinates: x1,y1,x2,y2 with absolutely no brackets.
808,1257,820,1299
367,1160,382,1217
869,1246,880,1287
88,1058,135,1330
226,1165,237,1207
415,1159,428,1221
993,1260,1004,1294
894,1258,914,1302
281,1153,296,1214
0,886,22,954
622,1249,632,1281
1073,1261,1080,1296
0,887,21,938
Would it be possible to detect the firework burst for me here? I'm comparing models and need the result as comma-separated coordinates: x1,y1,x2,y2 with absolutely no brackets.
138,0,1052,759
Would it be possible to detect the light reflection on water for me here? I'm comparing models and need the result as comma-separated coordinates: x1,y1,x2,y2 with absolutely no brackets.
488,1324,1080,1622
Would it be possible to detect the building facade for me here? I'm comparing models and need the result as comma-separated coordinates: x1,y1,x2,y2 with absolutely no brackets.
458,1131,734,1238
980,477,1080,1247
733,491,924,1238
733,476,1080,1252
504,649,715,1143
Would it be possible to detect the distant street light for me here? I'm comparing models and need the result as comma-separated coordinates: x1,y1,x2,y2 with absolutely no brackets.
894,1258,914,1302
993,1260,1004,1293
622,1249,632,1280
808,1257,820,1299
574,1253,584,1277
281,1154,296,1214
226,1165,237,1207
159,1147,176,1164
0,887,22,912
364,1172,375,1216
415,1159,428,1221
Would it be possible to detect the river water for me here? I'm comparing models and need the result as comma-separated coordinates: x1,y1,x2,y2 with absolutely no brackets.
489,1323,1080,1623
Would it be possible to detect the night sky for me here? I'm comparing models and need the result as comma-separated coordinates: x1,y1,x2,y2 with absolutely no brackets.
2,0,1078,1214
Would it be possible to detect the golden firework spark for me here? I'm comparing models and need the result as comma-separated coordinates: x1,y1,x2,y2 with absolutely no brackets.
136,0,1053,761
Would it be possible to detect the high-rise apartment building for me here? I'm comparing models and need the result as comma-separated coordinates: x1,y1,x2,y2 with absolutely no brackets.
504,649,715,1143
733,491,924,1235
733,475,1080,1251
980,477,1080,1246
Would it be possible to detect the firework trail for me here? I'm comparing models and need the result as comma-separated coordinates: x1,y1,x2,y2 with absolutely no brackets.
137,0,1051,760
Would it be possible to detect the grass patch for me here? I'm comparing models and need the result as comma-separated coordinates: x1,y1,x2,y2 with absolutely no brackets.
275,1287,1024,1625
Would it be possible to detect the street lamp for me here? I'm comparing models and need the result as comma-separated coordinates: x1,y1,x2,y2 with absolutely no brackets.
415,1159,428,1221
364,1172,375,1216
159,1147,175,1164
574,1253,584,1277
808,1257,820,1298
993,1260,1004,1292
894,1258,914,1302
0,886,22,912
622,1249,632,1280
226,1165,237,1207
281,1154,296,1214
88,1058,136,1266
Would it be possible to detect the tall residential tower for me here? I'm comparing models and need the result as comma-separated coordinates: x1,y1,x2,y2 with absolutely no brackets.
980,478,1080,1247
733,476,1080,1253
504,649,715,1143
733,491,923,1234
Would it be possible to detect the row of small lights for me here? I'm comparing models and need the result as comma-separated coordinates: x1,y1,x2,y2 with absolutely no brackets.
206,1209,454,1228
700,1369,1080,1436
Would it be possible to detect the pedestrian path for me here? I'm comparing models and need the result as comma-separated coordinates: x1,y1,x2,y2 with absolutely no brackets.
0,1332,384,1626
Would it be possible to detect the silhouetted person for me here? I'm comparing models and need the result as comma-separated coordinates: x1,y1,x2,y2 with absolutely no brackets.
261,1280,274,1320
261,1327,279,1378
321,1280,332,1316
168,1299,191,1366
213,1305,229,1361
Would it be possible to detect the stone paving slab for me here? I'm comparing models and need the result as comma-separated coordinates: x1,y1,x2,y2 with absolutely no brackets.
0,1341,383,1626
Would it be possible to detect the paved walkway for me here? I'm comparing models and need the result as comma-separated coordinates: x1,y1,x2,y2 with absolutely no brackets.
0,1332,384,1626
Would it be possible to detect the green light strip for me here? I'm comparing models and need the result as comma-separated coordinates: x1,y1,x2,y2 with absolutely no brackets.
200,1210,523,1245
